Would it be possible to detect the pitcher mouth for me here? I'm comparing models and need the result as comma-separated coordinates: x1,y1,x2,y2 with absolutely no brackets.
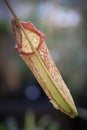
12,19,45,55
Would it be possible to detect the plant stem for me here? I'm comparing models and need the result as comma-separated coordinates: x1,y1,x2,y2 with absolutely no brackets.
4,0,19,23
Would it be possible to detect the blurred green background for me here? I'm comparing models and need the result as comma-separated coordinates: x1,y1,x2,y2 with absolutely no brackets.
0,0,87,130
